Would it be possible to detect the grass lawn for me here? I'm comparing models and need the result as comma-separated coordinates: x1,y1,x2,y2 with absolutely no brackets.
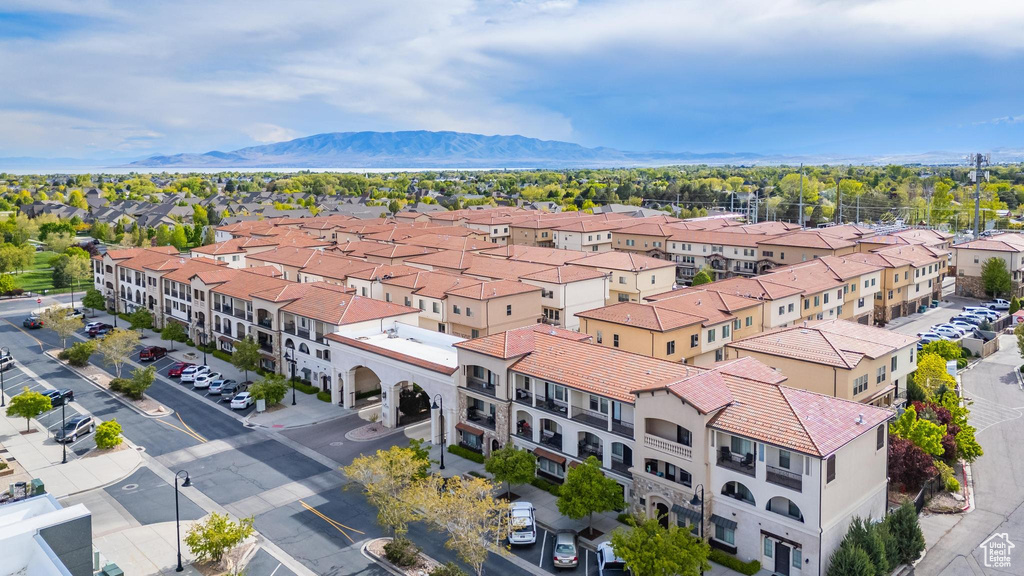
12,250,78,296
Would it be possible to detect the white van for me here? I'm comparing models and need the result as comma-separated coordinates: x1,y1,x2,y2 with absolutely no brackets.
508,502,537,545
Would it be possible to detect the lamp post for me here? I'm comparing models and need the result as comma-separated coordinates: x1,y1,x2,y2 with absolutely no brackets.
61,400,67,464
0,346,8,407
198,330,207,365
174,470,191,572
107,289,118,328
691,483,705,575
431,394,445,470
285,349,297,405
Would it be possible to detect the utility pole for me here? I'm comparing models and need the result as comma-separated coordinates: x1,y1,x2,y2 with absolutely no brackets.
969,153,989,238
856,196,860,224
798,164,805,228
837,182,843,224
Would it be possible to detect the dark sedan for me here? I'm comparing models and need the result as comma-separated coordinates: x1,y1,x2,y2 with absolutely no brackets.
42,388,74,407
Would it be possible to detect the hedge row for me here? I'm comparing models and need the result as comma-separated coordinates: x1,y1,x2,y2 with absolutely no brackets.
447,444,485,464
709,549,761,575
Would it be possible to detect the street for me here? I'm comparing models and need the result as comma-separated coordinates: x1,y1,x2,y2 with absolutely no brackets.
0,294,541,575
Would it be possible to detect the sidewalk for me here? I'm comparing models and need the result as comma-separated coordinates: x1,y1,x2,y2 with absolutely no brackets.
94,521,202,576
0,403,143,498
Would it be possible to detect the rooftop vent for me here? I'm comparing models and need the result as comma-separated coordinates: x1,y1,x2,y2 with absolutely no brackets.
855,413,864,425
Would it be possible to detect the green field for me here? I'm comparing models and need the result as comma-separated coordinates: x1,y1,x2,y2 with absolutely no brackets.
11,250,78,296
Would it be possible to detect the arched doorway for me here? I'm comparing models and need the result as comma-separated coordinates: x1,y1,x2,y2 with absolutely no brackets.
655,502,669,528
396,381,431,426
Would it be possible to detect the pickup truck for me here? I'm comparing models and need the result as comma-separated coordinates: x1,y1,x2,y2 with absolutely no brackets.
984,299,1011,311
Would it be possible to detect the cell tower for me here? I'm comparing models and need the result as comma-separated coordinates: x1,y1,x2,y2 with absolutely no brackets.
967,153,990,238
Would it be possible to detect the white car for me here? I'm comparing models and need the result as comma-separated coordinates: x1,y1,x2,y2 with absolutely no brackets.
85,321,106,332
192,372,222,389
985,299,1011,311
963,306,999,320
917,332,941,346
230,392,253,409
931,325,963,339
180,365,210,383
0,355,14,371
597,542,628,576
948,320,976,333
507,502,536,545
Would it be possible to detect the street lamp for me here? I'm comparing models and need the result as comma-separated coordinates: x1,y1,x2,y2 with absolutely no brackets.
198,330,207,365
431,394,445,470
285,348,297,405
107,289,117,328
61,400,67,464
0,346,8,408
174,470,192,572
690,484,705,576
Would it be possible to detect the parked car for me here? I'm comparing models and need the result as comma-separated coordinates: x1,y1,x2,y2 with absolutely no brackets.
0,355,14,372
85,321,106,332
949,319,977,333
55,415,94,443
23,316,43,329
230,392,253,409
963,306,999,320
42,388,74,407
552,531,579,569
221,380,249,399
917,333,941,348
931,325,963,339
139,346,167,361
64,308,85,319
87,323,113,337
180,365,209,383
953,314,985,326
985,299,1011,311
167,362,194,378
597,542,628,576
192,371,222,389
935,323,968,336
508,502,537,545
209,379,235,395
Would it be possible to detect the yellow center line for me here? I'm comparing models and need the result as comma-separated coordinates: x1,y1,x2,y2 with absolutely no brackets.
176,413,208,442
299,500,364,543
156,417,207,443
2,319,44,352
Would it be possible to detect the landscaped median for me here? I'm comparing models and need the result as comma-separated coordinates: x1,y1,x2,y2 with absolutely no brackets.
46,347,170,417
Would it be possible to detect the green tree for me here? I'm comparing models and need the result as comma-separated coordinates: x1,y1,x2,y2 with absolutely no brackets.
95,419,123,449
919,340,961,361
890,405,945,456
230,336,260,382
826,540,875,576
690,268,713,286
127,307,153,335
841,517,890,575
0,273,15,294
913,353,956,397
83,288,106,317
161,321,186,351
250,373,287,406
170,226,188,250
64,253,90,308
90,221,110,242
484,444,536,499
6,387,51,432
981,257,1012,298
123,365,156,399
388,200,401,214
184,512,255,565
557,455,625,535
40,306,83,349
45,231,74,254
610,516,710,576
884,502,925,566
1011,296,1022,315
96,328,141,377
154,224,172,246
343,445,427,537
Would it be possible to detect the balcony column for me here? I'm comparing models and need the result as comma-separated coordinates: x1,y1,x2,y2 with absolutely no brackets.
531,380,537,408
566,389,574,419
330,366,341,406
342,368,357,409
607,404,614,433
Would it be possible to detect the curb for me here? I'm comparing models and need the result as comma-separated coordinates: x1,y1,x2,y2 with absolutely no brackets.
244,410,353,431
43,349,173,419
53,439,147,500
360,539,411,576
960,460,975,513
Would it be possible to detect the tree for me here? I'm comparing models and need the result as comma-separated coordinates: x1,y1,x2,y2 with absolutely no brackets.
250,373,287,406
981,257,1012,298
841,517,890,575
64,253,90,308
826,540,875,576
154,224,172,246
95,419,123,449
83,288,106,317
40,306,83,349
45,231,74,254
96,328,141,377
913,353,955,397
887,436,937,492
343,445,428,537
610,516,710,576
1016,322,1024,360
557,455,625,535
6,387,51,432
884,502,925,566
1011,296,1022,315
231,336,260,382
690,268,713,286
203,226,216,246
184,512,255,566
161,321,186,351
919,340,961,361
937,391,984,463
59,341,94,367
170,226,188,250
484,444,536,499
0,274,13,295
123,365,156,400
412,474,509,576
890,405,945,456
127,307,153,335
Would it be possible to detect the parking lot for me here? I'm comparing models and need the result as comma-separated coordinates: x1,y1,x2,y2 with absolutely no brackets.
133,350,258,417
2,363,97,458
506,528,601,576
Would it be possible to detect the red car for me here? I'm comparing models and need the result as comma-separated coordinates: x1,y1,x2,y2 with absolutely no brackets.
167,361,194,377
140,346,167,361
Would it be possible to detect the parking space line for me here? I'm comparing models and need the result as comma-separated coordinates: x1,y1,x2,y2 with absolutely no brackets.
156,418,207,443
538,529,547,567
68,435,94,451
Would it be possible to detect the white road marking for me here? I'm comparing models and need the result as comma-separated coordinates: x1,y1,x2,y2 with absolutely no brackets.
68,435,94,451
269,562,282,576
538,529,548,567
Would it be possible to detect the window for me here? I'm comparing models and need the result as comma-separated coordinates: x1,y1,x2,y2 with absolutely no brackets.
667,341,675,355
404,296,411,306
677,426,692,446
824,293,829,304
733,319,741,331
814,295,820,306
858,297,865,307
778,450,791,469
589,395,609,414
690,334,699,348
418,299,425,310
453,305,462,314
538,457,564,478
596,331,603,344
619,276,626,285
466,307,473,317
722,324,730,338
764,537,773,558
853,375,868,395
745,316,752,327
877,425,885,450
707,329,716,343
433,302,440,313
804,299,809,310
792,549,802,569
651,275,656,285
788,303,794,312
506,304,512,316
779,306,785,315
385,293,392,302
714,524,735,546
891,356,898,371
471,329,479,338
826,455,836,483
618,293,630,302
613,334,619,348
877,365,886,383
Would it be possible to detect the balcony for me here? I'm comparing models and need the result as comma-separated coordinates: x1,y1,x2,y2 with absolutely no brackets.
571,408,634,439
232,308,250,320
766,465,802,492
466,408,495,430
610,459,631,475
257,317,273,329
716,448,755,477
258,341,274,353
539,432,563,451
283,322,296,335
466,378,497,398
644,433,693,461
578,442,602,462
297,328,310,340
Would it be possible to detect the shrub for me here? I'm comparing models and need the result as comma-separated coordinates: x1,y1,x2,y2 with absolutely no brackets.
708,548,761,575
960,347,972,358
61,341,95,367
529,476,562,497
355,388,382,400
447,444,485,464
429,562,467,576
826,541,875,576
888,436,937,492
95,420,123,449
884,502,925,565
184,512,255,564
108,378,129,393
212,349,232,363
250,374,287,407
291,380,318,394
316,390,332,403
185,339,195,347
956,358,968,369
383,537,420,567
616,512,641,525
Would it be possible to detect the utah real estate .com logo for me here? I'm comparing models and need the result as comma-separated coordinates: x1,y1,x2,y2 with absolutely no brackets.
980,533,1014,568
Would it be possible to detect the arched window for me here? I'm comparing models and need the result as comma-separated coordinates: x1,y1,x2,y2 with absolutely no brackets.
766,497,803,522
721,481,755,505
299,343,310,354
285,339,295,350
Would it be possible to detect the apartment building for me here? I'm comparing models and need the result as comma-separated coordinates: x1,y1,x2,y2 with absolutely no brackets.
477,245,586,266
463,213,514,245
666,230,770,282
765,257,884,325
189,236,279,268
857,228,952,252
446,280,542,339
649,277,804,330
520,265,608,330
954,232,1024,298
380,270,481,333
757,231,858,267
92,246,182,316
570,251,677,305
725,319,918,406
844,245,947,323
554,220,620,253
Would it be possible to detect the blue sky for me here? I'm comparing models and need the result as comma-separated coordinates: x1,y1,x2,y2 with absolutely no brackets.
1,0,1024,160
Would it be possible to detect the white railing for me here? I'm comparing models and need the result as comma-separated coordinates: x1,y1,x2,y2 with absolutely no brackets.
644,433,692,461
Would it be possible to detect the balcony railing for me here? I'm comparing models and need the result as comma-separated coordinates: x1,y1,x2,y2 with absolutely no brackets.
258,341,274,353
466,378,497,397
466,408,495,430
283,322,295,334
257,317,273,329
644,433,693,461
571,408,634,438
610,460,631,475
578,443,602,462
716,449,755,477
297,328,310,340
517,395,569,417
539,433,562,451
766,465,802,492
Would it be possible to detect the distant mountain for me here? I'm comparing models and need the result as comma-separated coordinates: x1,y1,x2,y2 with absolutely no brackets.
129,130,766,169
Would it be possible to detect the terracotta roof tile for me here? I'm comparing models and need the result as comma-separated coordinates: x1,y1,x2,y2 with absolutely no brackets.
445,279,541,300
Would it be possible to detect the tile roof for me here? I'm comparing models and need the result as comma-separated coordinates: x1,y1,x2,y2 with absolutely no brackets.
345,264,421,282
727,319,917,368
281,290,418,325
520,265,607,284
405,250,479,271
462,259,553,281
576,302,705,331
382,270,482,299
569,251,676,271
446,279,541,300
477,245,585,266
245,247,320,268
454,324,592,359
757,230,857,250
296,254,378,281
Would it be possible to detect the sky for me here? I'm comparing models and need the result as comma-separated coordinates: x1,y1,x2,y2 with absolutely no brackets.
2,0,1024,160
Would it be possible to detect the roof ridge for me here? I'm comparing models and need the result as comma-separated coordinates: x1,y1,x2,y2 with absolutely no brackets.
776,386,823,455
816,330,855,369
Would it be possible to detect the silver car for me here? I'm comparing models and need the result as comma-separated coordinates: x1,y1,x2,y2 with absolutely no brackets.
552,531,578,569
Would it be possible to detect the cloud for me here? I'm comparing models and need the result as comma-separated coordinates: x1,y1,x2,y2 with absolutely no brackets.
242,124,301,143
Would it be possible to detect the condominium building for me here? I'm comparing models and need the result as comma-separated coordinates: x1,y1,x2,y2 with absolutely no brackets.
954,232,1024,298
570,251,677,305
